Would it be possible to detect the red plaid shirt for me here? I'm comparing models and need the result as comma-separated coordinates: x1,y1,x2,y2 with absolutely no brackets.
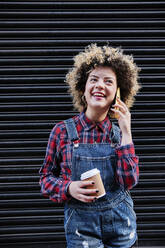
39,112,139,203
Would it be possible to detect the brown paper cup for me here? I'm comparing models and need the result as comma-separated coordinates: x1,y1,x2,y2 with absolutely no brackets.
81,168,106,198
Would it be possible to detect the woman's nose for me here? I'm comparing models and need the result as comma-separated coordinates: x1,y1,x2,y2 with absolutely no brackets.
95,79,104,89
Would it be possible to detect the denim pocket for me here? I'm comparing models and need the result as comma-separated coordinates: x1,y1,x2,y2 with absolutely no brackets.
112,197,137,245
124,196,137,220
64,208,75,232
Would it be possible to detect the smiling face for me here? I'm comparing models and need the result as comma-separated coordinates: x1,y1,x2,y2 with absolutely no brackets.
84,66,117,120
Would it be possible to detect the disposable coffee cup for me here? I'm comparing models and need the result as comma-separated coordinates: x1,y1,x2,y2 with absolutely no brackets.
80,168,106,198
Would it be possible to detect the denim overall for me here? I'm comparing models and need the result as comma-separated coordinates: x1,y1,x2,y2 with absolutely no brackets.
64,118,137,248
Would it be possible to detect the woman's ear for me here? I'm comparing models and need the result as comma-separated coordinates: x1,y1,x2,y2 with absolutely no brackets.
81,95,87,107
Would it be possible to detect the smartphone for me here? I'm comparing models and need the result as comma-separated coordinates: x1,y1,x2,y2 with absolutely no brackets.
114,87,120,119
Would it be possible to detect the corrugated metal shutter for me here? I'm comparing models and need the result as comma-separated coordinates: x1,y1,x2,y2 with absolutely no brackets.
0,1,165,247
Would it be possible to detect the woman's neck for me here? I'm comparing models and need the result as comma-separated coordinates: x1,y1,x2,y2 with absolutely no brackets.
85,109,108,123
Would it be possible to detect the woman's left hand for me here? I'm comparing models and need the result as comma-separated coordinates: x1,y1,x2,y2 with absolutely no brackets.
111,98,132,145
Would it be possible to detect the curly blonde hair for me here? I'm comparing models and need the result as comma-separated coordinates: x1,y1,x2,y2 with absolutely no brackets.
66,43,141,116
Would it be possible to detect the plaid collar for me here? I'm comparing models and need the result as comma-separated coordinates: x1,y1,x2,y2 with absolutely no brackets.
79,111,112,132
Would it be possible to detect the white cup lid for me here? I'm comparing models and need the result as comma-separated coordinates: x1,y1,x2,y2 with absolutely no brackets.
80,168,100,180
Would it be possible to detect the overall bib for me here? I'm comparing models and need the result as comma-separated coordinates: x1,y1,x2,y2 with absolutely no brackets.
64,118,137,248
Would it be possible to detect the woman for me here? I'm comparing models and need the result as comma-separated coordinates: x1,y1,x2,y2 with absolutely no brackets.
39,44,141,248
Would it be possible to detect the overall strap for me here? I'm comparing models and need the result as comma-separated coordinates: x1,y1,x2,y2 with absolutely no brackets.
64,118,79,142
110,122,121,146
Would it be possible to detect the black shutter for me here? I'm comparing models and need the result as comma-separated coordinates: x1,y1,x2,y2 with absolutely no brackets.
0,1,165,247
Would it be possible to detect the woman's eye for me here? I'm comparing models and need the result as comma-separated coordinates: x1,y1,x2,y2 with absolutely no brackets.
90,78,97,83
105,80,112,85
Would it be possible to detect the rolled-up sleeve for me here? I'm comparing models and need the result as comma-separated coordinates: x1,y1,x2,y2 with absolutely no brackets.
115,143,139,190
39,125,72,203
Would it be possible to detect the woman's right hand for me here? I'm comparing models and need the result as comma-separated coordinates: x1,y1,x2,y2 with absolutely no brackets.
68,181,98,203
